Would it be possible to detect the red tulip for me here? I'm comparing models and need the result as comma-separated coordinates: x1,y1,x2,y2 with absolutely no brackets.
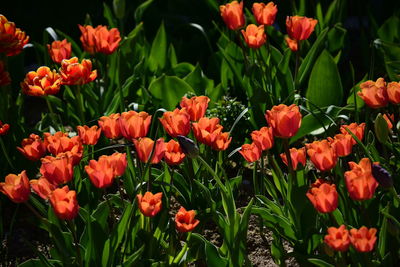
136,192,162,217
17,134,47,161
306,179,338,213
159,108,191,138
349,226,377,252
180,96,210,121
219,1,245,30
324,225,350,252
0,171,30,203
265,104,302,138
49,186,79,220
134,137,166,164
175,207,200,233
344,158,378,201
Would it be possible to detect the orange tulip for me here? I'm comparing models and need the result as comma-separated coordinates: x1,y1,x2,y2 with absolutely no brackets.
340,122,366,145
252,2,277,26
0,171,30,203
180,96,210,121
136,192,162,217
265,104,302,138
134,137,166,164
306,140,337,171
77,125,101,145
328,134,353,157
175,207,200,233
358,78,388,108
40,153,74,185
251,127,274,151
286,16,318,41
387,81,400,104
344,158,378,201
107,152,127,177
79,25,121,55
44,132,83,165
324,225,350,252
60,57,97,85
30,177,56,200
219,1,245,30
165,139,186,165
280,147,306,170
192,117,223,146
0,15,29,56
349,227,377,252
241,24,266,49
285,37,298,51
17,134,47,161
0,60,11,86
383,114,394,130
306,179,338,213
85,156,115,188
49,186,79,220
0,120,10,135
98,113,121,139
211,132,232,151
47,39,72,64
159,108,191,138
21,66,62,96
119,111,152,140
239,143,262,162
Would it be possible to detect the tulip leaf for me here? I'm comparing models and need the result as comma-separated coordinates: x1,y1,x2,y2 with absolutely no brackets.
306,49,343,108
374,113,389,144
103,3,117,28
148,22,167,73
134,0,154,22
184,64,214,96
308,258,335,267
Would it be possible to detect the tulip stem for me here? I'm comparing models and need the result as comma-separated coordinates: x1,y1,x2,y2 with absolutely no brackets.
76,85,85,124
104,190,116,228
68,220,83,267
0,137,14,169
172,232,192,264
283,139,297,186
253,161,259,195
294,41,301,90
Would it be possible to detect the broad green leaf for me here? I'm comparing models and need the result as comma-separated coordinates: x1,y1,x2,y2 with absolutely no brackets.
375,39,400,81
374,113,389,144
103,3,117,28
148,22,167,73
184,64,214,95
327,24,347,53
377,16,400,42
173,62,195,77
18,259,62,267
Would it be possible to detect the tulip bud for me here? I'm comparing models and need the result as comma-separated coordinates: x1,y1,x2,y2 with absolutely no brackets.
374,113,389,144
372,163,393,188
177,135,199,159
113,0,126,19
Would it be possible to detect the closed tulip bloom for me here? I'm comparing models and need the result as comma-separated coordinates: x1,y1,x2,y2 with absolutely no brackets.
212,132,232,151
119,111,152,140
165,140,186,165
383,114,394,130
280,147,306,170
286,16,318,41
47,39,72,64
324,225,350,252
21,66,62,96
0,15,29,56
17,134,47,161
192,117,223,146
265,104,302,138
372,163,393,188
241,24,266,49
30,177,56,200
60,57,97,85
40,153,74,185
387,81,400,104
340,123,366,145
358,78,388,108
159,108,191,138
306,179,338,213
285,37,298,51
79,25,121,55
219,1,245,30
98,113,121,139
251,127,274,151
136,192,162,217
49,186,79,220
344,158,378,201
306,140,337,171
85,156,115,188
78,25,96,54
252,2,278,26
175,207,200,233
107,152,127,177
177,135,199,158
0,171,30,203
239,143,262,162
44,132,83,165
77,125,101,145
134,137,166,164
0,61,11,86
328,134,353,157
0,120,9,135
180,96,210,121
350,227,377,252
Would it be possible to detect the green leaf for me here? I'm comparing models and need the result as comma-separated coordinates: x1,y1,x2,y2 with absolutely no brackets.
184,64,214,95
327,24,347,53
378,206,388,259
377,16,400,42
306,50,343,108
375,39,400,81
18,259,62,267
135,0,154,22
123,245,145,265
103,3,117,28
113,0,126,19
148,75,194,110
375,113,390,144
308,258,334,267
148,22,167,73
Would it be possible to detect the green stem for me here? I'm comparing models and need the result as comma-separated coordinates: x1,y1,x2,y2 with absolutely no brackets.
283,139,297,186
253,160,259,195
172,232,192,264
0,137,14,169
197,156,226,193
68,220,83,267
294,41,301,91
117,52,125,113
76,85,85,124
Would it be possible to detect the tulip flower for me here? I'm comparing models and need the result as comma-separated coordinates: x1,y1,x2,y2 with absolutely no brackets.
159,108,191,138
340,123,366,145
306,140,337,171
98,113,121,139
164,140,186,165
0,15,29,56
252,2,278,26
265,104,302,138
44,132,83,165
344,158,378,201
21,66,62,96
251,127,274,151
119,111,152,140
0,120,10,136
328,134,353,157
192,117,223,146
0,171,30,203
280,147,306,170
77,125,101,145
358,78,388,108
47,39,72,64
17,134,47,161
136,192,162,217
85,156,115,188
40,153,74,185
49,186,79,220
60,57,97,85
285,37,298,51
134,137,166,164
79,25,121,55
175,207,200,233
219,1,245,30
324,225,350,252
349,227,377,252
241,24,266,49
107,152,127,177
286,16,318,41
239,143,262,162
306,179,338,213
180,96,210,121
211,132,232,151
30,177,56,200
387,81,400,104
0,61,11,86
